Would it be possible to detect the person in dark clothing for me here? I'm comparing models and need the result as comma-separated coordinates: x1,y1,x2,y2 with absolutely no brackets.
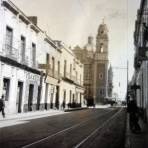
0,95,5,118
143,22,148,47
62,101,65,109
127,98,141,133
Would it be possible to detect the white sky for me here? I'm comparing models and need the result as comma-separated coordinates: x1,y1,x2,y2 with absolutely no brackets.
11,0,141,100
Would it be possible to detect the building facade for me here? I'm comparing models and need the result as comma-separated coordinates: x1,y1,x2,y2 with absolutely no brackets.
73,21,112,105
132,0,148,121
0,0,42,114
59,42,84,109
0,0,85,115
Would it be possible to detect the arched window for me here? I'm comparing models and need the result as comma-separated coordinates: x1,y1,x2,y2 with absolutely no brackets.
100,43,104,53
99,73,103,80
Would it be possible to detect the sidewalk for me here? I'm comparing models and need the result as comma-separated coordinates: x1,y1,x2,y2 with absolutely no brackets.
0,109,66,122
125,113,148,148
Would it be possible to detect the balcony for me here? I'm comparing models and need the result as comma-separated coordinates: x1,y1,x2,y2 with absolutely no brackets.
47,68,61,80
21,55,29,66
3,44,19,61
30,59,38,68
71,75,76,82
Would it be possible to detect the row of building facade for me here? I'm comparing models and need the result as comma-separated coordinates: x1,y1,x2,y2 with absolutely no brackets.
0,0,85,114
130,0,148,121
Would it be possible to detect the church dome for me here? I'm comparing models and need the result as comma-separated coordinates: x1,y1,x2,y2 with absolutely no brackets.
84,36,95,52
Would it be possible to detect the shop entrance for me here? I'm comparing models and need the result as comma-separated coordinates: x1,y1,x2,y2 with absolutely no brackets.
37,86,41,110
28,84,34,111
55,86,59,109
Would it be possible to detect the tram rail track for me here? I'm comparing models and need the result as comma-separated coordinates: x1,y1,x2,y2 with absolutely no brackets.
22,108,121,148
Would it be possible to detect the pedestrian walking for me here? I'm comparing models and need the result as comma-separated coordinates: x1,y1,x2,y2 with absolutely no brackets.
0,95,5,118
127,97,141,133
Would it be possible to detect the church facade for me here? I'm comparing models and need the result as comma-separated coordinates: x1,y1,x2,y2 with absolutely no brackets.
73,21,113,105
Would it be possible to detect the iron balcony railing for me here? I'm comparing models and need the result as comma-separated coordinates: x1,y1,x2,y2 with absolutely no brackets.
2,44,32,66
48,68,61,80
3,44,19,60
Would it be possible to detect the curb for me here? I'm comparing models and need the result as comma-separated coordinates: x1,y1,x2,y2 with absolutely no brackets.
64,107,88,112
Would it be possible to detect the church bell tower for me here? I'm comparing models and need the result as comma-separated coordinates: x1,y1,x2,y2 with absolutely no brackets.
93,21,109,104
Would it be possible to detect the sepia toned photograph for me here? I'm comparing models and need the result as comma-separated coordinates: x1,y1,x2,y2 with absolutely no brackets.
0,0,147,147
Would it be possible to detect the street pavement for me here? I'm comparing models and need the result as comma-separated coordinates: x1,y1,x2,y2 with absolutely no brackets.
0,108,126,148
125,113,148,148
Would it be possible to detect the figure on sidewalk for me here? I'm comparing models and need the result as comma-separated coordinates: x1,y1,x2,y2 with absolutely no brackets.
127,95,141,133
0,95,5,118
62,101,65,110
143,22,148,47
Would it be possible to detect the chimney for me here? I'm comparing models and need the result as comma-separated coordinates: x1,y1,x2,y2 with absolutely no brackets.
28,16,38,25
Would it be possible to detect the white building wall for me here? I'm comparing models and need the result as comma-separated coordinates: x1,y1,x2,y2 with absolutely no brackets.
0,0,41,114
59,44,85,108
0,0,85,113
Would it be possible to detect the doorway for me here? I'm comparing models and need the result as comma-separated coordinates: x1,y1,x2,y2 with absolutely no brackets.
55,86,59,109
28,84,34,111
45,83,49,110
37,86,41,110
16,82,23,113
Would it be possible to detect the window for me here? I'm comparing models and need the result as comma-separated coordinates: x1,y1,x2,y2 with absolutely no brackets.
76,71,78,81
52,57,55,75
21,36,26,61
5,26,13,51
101,30,104,34
46,53,50,65
100,89,104,96
58,61,60,77
32,43,36,66
99,73,103,80
100,44,104,53
70,64,72,78
64,60,67,77
45,54,50,75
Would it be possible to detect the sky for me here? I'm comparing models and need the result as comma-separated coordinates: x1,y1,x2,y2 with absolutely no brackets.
11,0,141,100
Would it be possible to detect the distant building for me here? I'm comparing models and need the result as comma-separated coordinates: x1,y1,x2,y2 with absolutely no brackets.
73,21,112,105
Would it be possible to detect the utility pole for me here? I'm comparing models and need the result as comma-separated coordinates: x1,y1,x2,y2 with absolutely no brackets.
127,60,129,104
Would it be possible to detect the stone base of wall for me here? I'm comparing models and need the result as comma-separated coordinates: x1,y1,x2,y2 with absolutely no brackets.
39,104,45,110
23,103,63,112
23,104,37,112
